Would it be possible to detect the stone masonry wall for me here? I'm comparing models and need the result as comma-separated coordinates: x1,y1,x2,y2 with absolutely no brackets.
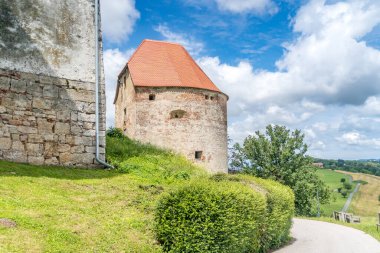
0,69,106,167
115,74,228,173
0,0,107,167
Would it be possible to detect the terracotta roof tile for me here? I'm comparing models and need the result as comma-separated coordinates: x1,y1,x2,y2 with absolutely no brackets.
126,39,221,92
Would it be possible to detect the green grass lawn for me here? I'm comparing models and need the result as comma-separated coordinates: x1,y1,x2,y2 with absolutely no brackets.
315,169,357,216
0,136,206,253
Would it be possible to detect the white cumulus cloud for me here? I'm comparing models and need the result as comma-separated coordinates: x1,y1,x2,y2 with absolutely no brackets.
100,0,140,43
215,0,278,15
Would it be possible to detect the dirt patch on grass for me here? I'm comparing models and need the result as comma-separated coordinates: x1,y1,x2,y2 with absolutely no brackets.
0,218,17,228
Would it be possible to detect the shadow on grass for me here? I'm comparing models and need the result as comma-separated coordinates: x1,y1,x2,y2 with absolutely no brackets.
0,160,119,180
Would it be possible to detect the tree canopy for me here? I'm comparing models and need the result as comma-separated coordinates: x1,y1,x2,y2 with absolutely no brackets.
230,125,330,216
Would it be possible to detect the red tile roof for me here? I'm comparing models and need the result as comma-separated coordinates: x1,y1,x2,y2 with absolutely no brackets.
125,39,221,92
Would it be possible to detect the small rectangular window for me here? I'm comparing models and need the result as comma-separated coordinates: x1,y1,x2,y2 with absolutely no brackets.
195,151,203,160
210,96,214,101
205,95,209,100
124,108,127,115
124,76,126,85
149,94,156,100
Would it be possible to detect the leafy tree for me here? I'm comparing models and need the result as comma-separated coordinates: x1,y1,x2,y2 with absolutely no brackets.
341,191,348,198
337,187,342,193
340,178,346,183
343,182,352,190
230,125,330,216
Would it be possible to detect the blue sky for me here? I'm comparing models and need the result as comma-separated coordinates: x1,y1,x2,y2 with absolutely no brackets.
100,0,380,160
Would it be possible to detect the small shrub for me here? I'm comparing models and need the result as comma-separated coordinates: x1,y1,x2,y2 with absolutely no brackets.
378,194,380,202
227,175,295,251
155,180,267,253
341,190,348,198
343,182,352,190
340,178,346,183
106,127,124,138
337,187,342,193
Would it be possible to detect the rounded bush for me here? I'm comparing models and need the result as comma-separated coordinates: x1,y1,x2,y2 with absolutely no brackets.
238,176,295,251
155,180,267,253
209,174,295,251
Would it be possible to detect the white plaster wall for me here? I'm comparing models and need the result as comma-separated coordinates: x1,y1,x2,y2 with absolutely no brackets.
0,0,97,82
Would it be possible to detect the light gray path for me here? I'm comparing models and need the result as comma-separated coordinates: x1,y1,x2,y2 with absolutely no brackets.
342,183,360,212
274,218,380,253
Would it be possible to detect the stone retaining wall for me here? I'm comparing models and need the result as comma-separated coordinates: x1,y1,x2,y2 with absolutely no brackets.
0,69,106,167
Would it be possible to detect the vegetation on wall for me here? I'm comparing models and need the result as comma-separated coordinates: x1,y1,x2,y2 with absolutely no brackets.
230,125,330,216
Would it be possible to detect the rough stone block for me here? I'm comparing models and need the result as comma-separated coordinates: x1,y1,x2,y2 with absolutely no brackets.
57,111,71,122
33,98,53,110
28,134,44,143
37,118,54,134
45,157,59,165
0,76,10,90
28,156,44,165
60,88,95,103
12,141,25,151
78,113,95,122
71,145,84,153
26,143,43,155
57,144,70,153
43,85,59,98
55,122,70,134
0,137,11,149
27,82,43,97
3,150,27,163
68,80,96,91
10,79,26,93
44,134,58,142
17,125,38,134
11,134,19,140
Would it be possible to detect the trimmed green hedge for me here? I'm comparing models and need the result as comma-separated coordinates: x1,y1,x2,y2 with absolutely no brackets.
155,180,267,253
236,175,295,251
155,175,294,253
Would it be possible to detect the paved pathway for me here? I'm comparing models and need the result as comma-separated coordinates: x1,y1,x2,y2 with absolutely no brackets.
342,183,360,212
274,218,380,253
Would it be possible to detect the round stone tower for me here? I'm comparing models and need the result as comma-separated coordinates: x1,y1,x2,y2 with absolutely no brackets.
114,40,228,173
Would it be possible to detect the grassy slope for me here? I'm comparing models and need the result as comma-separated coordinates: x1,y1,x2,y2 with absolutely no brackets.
316,169,355,216
0,137,206,253
315,169,379,242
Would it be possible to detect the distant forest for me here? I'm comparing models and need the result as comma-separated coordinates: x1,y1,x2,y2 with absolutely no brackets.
313,158,380,176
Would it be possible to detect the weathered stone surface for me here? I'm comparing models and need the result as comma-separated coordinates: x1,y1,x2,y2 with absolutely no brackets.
0,138,11,149
10,79,26,93
55,122,70,134
28,156,44,165
60,89,95,103
0,69,105,167
43,85,59,98
33,98,53,110
0,76,10,90
37,118,54,134
12,141,24,151
26,143,43,155
3,150,27,163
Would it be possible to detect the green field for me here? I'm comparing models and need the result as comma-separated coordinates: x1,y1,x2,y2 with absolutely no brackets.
0,137,207,253
315,169,379,241
316,169,356,216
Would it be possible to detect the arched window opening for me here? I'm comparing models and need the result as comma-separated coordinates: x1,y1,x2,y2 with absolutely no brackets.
149,94,156,100
170,109,186,119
